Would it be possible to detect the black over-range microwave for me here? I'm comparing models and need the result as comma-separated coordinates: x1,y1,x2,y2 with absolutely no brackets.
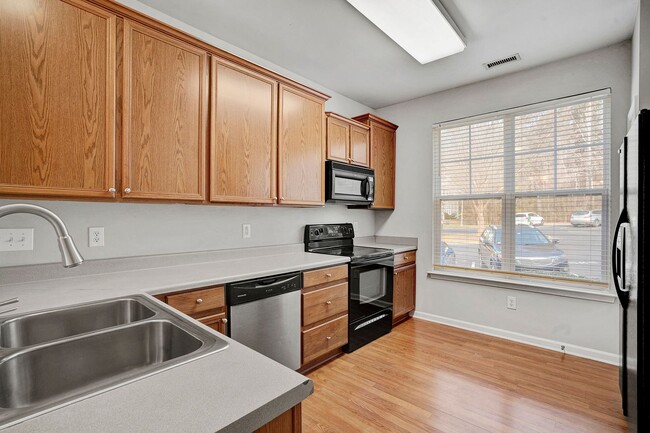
325,160,374,205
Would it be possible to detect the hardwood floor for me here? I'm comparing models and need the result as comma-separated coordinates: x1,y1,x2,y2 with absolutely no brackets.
303,318,627,433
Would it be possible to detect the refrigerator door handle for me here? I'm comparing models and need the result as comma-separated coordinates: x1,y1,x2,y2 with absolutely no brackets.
612,208,630,307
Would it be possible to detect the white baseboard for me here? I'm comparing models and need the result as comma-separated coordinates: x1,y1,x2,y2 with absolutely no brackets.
413,311,619,365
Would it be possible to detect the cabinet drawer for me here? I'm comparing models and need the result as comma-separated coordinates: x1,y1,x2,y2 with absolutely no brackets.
166,286,225,316
302,282,348,326
394,251,416,267
303,265,348,288
302,315,348,364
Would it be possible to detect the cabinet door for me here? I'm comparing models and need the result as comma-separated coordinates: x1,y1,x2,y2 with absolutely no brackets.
122,21,207,201
0,0,116,198
198,312,228,335
326,116,349,163
370,122,396,209
393,264,416,323
349,125,370,167
210,58,277,204
278,85,325,205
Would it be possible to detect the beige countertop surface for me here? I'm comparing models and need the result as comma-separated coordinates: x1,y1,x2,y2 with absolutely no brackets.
0,245,349,433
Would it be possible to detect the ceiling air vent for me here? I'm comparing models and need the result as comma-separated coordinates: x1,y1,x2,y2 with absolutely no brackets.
483,53,521,70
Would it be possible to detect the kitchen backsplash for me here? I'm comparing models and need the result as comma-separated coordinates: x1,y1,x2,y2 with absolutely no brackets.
0,199,375,267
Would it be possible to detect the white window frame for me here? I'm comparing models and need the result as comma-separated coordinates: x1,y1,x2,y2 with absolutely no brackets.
431,89,616,301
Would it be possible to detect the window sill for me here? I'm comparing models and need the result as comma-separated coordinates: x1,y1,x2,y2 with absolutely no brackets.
427,269,617,303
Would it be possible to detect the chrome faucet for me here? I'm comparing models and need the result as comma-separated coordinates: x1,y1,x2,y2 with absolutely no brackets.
0,204,83,268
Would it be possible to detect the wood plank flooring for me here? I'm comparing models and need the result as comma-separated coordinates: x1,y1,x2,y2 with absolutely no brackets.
303,318,627,433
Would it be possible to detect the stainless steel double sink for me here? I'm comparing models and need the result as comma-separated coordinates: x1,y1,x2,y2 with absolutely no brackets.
0,295,229,425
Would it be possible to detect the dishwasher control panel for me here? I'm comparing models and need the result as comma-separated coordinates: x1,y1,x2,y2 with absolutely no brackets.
226,272,302,306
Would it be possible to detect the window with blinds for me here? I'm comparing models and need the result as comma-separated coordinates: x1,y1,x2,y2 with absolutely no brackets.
433,90,611,287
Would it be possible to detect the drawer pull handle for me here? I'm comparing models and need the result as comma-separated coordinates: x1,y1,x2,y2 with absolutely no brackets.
196,298,203,305
325,273,332,278
222,318,228,324
326,336,332,340
325,300,332,305
404,256,409,260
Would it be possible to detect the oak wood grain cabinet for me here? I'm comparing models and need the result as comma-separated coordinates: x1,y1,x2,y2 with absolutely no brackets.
325,113,370,167
0,0,117,198
254,404,302,433
278,84,326,206
156,285,228,335
392,251,416,326
300,264,348,370
210,57,278,204
122,20,208,201
352,114,398,209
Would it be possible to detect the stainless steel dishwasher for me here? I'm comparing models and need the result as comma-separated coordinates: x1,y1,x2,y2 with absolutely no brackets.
226,272,301,370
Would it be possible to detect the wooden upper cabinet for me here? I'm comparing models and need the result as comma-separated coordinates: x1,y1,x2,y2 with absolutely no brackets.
278,84,326,206
0,0,116,198
352,114,398,209
325,115,350,163
122,20,207,201
325,113,369,167
210,58,278,204
349,124,370,167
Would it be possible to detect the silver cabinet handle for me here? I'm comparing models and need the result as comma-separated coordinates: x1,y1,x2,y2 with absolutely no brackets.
325,300,332,305
196,298,203,304
325,273,332,278
221,318,228,324
108,187,116,193
124,187,131,194
326,336,332,340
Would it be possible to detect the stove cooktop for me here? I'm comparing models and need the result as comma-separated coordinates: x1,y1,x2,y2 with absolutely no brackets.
310,245,393,261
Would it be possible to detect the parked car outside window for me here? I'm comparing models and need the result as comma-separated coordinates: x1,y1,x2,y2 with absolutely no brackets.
515,212,544,226
570,210,602,227
478,224,569,272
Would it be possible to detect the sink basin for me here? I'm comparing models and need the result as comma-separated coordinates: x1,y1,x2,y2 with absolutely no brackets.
0,295,228,426
0,320,201,409
0,298,156,348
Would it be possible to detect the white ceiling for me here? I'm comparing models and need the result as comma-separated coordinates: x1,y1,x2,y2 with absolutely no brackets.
136,0,638,109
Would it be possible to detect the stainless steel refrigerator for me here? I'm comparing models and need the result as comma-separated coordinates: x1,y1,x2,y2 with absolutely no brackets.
614,109,649,433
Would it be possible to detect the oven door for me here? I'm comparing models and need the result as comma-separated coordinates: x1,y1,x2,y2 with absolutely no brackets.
349,256,394,323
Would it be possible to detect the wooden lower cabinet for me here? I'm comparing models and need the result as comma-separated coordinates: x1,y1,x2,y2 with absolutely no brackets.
156,285,227,335
254,404,302,433
300,265,349,370
393,251,417,326
302,315,348,364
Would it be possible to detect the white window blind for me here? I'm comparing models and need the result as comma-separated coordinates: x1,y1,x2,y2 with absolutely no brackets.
433,90,611,287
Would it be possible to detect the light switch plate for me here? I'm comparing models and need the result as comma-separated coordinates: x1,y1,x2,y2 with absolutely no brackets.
0,228,34,251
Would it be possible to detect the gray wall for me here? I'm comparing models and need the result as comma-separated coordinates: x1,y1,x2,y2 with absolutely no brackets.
374,42,631,357
0,0,376,267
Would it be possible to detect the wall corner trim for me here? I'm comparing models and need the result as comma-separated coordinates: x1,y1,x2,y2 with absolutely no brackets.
413,311,619,365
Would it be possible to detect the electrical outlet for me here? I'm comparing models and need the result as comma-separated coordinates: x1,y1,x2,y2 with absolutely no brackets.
507,296,517,310
89,227,104,247
242,224,252,239
0,228,34,251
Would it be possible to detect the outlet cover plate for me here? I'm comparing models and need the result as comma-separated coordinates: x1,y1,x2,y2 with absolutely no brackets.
89,227,105,247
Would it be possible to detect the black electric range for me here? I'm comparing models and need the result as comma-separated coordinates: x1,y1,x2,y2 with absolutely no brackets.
304,223,394,352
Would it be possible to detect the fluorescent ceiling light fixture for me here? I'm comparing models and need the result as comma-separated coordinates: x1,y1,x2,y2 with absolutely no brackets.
346,0,466,64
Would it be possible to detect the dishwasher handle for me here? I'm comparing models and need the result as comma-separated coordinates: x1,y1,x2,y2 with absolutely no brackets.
226,272,302,306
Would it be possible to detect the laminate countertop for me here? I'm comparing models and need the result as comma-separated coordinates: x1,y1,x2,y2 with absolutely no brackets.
354,236,418,254
0,244,349,433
